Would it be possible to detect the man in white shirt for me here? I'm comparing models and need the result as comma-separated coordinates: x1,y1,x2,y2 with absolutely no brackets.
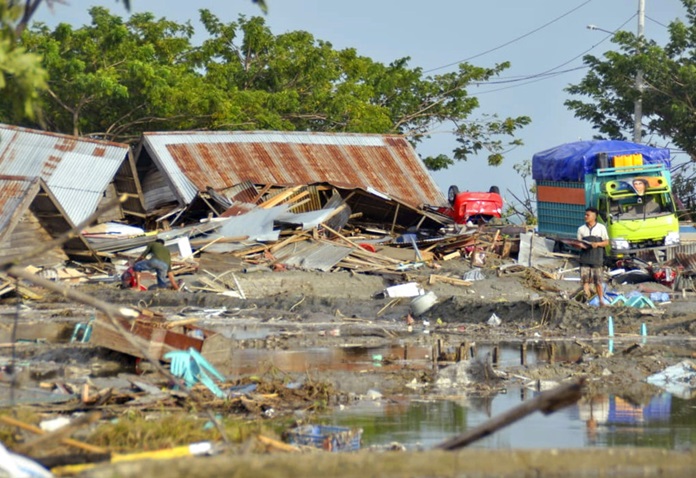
577,207,610,306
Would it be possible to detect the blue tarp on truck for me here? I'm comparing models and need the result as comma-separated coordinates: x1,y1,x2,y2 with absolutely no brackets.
532,140,671,182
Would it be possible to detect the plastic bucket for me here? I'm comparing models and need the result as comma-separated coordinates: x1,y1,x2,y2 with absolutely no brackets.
410,291,438,316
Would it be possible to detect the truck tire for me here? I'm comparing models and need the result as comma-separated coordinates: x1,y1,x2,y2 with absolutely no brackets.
448,185,459,205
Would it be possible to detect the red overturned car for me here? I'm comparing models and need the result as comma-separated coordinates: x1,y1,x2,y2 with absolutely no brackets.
436,185,504,225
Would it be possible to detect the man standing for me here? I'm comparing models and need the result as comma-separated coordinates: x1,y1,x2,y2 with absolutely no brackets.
133,239,179,290
577,207,609,306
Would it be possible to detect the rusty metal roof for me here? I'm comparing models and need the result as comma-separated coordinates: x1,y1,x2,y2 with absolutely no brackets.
0,124,129,225
0,176,39,242
140,131,446,208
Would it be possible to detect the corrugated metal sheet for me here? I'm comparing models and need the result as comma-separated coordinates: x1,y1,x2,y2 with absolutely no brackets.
0,176,39,242
0,124,129,224
141,131,446,209
274,240,353,272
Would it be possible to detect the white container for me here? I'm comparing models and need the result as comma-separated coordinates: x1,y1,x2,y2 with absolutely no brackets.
410,291,438,316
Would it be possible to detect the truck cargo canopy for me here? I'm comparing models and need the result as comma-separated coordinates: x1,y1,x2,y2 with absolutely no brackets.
532,140,671,182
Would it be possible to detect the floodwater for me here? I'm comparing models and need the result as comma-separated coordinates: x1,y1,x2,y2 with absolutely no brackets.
324,391,696,450
221,338,696,451
224,340,569,375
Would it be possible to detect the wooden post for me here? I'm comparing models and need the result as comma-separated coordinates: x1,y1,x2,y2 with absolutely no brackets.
456,341,469,362
547,343,556,364
390,203,401,235
492,344,500,367
520,342,527,366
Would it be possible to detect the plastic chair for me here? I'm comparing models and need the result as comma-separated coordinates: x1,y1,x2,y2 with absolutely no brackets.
165,348,227,399
70,317,94,343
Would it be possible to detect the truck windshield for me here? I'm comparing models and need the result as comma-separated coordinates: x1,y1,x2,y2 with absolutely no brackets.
609,193,675,221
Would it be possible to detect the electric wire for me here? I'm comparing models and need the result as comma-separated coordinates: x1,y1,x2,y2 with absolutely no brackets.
468,14,637,96
423,0,594,73
645,15,669,29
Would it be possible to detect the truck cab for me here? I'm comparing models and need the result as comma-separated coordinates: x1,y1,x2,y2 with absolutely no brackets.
595,168,680,253
533,140,680,258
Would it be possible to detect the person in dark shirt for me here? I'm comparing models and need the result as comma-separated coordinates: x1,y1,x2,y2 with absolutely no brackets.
133,239,179,290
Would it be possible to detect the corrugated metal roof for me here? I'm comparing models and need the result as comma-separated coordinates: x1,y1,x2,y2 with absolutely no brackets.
0,176,39,242
0,124,129,224
141,131,446,208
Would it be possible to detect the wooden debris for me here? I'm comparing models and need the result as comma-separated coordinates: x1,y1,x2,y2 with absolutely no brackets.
428,274,472,287
0,414,107,454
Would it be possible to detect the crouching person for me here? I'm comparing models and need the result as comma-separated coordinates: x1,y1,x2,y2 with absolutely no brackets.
133,239,180,291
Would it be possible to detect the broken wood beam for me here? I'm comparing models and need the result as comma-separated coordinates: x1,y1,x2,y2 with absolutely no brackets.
428,274,472,287
0,414,107,455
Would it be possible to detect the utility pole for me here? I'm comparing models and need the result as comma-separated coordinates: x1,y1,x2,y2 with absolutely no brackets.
634,0,645,143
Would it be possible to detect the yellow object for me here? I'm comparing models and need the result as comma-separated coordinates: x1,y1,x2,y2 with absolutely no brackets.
52,442,213,476
613,153,643,167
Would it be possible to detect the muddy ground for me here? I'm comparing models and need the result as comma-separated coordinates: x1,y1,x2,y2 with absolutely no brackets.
1,256,695,476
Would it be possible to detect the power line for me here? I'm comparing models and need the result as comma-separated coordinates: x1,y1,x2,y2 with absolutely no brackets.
423,0,594,74
645,15,669,28
468,14,636,95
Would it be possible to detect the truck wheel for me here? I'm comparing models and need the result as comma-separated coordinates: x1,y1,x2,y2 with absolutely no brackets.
448,185,459,205
489,185,500,194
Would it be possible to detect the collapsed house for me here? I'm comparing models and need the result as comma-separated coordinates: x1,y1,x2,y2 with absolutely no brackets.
0,126,521,285
0,124,135,265
133,131,448,230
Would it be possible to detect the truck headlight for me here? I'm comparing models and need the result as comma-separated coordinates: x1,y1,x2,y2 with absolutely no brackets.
611,238,630,250
665,231,680,246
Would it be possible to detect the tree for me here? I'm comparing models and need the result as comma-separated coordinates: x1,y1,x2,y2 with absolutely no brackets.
191,12,529,167
0,1,265,123
565,0,696,160
15,8,215,139
7,9,530,168
0,0,47,120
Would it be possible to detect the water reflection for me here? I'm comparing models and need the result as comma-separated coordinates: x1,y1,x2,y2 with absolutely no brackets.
224,341,581,375
325,391,696,450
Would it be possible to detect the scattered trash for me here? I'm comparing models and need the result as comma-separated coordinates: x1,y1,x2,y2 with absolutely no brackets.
384,282,424,298
462,268,485,281
39,416,71,432
365,389,383,400
0,441,52,478
286,425,362,452
487,313,501,327
646,361,696,399
410,291,438,316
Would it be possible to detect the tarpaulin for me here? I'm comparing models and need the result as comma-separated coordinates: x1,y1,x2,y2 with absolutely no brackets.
532,140,671,182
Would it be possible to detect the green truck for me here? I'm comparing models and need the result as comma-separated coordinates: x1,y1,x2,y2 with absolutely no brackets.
532,140,680,258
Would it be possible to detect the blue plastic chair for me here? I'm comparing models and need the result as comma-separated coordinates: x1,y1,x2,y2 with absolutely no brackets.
165,348,227,399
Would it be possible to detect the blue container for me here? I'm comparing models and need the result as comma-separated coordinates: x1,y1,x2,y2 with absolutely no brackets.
286,425,362,452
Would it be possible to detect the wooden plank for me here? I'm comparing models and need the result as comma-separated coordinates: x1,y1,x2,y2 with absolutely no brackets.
441,250,462,261
258,186,303,208
428,274,472,287
376,247,434,263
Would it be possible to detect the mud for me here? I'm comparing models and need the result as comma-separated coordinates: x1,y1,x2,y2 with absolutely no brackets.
1,259,695,476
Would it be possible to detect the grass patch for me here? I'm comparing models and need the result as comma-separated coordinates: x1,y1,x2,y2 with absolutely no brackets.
88,409,276,453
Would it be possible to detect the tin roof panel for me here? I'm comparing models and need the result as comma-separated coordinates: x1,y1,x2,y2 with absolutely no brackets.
0,124,129,224
141,131,446,207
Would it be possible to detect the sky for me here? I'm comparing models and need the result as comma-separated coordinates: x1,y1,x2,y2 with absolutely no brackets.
34,0,688,209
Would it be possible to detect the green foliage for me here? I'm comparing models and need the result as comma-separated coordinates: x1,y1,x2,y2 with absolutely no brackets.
565,0,696,160
3,8,530,168
0,0,47,120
